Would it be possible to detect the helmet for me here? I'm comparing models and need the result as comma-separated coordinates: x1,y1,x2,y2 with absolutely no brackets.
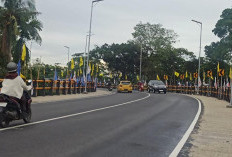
7,62,17,72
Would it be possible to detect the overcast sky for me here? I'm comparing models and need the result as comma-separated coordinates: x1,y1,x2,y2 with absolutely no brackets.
31,0,231,66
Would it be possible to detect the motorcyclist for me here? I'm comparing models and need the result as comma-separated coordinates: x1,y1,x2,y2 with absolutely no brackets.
0,62,32,117
107,79,112,89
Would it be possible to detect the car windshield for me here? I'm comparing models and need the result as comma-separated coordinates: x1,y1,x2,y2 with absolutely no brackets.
150,80,164,85
121,82,130,85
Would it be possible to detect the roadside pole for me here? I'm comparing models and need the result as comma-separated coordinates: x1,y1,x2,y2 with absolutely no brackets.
207,77,210,96
220,76,222,99
227,65,232,108
231,77,232,106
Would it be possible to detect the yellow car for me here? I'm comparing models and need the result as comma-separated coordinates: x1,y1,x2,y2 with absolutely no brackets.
117,81,133,93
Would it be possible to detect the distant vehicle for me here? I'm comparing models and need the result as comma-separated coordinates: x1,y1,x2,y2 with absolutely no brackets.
138,81,144,92
147,80,167,94
117,81,132,93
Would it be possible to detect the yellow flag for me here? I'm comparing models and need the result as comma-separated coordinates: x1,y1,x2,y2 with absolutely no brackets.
190,73,192,81
229,66,232,79
21,44,26,61
92,64,94,72
175,71,179,77
71,58,74,70
137,75,139,81
89,63,91,71
99,73,103,77
119,73,122,78
125,75,127,80
91,64,94,76
80,68,82,75
96,65,99,73
217,62,220,73
156,75,160,80
185,71,188,78
79,57,83,67
61,70,64,77
77,70,79,76
110,73,113,78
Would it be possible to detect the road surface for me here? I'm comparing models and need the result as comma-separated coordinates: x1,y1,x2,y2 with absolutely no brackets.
0,91,199,157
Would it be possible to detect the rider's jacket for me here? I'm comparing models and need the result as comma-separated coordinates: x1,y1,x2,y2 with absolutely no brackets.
1,76,32,99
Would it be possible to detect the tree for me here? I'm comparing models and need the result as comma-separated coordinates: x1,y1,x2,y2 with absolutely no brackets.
131,22,195,81
204,8,232,75
90,42,140,81
0,0,42,77
132,22,178,55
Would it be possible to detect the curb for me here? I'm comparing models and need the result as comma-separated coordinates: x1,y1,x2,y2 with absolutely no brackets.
32,91,116,105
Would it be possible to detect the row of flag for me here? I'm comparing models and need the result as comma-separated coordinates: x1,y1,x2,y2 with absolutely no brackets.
70,57,99,76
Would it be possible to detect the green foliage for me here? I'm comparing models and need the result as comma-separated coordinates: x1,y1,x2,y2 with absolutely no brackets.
132,22,178,54
204,7,232,76
90,42,140,80
0,0,42,76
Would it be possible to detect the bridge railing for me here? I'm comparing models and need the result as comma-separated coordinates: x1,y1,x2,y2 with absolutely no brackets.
167,85,231,102
0,79,101,97
0,79,230,102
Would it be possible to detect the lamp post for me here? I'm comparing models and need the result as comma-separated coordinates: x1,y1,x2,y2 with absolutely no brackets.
83,35,89,93
85,0,103,93
139,45,142,81
192,19,202,94
64,46,70,64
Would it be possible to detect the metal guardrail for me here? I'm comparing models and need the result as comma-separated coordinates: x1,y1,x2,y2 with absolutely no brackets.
0,79,100,97
166,85,231,102
0,79,231,102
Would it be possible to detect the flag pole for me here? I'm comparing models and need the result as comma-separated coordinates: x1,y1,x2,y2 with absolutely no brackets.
220,75,222,99
230,76,232,106
227,65,232,107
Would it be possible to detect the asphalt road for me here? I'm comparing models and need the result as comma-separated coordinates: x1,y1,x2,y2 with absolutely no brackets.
0,91,199,157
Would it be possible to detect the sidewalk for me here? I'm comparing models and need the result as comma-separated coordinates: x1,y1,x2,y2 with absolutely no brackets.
181,95,232,157
32,89,113,104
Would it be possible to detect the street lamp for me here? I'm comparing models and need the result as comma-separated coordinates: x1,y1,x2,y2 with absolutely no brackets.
82,34,89,93
192,19,202,94
84,0,103,93
64,46,70,64
140,45,142,81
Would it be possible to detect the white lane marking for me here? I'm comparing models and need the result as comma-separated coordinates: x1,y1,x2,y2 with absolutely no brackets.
0,93,150,131
169,97,202,157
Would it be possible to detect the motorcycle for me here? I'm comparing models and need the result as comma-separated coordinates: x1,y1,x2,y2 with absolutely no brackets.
108,86,113,91
0,81,32,128
138,82,144,92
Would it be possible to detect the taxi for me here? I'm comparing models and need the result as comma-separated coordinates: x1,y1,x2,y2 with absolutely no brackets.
117,81,132,93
